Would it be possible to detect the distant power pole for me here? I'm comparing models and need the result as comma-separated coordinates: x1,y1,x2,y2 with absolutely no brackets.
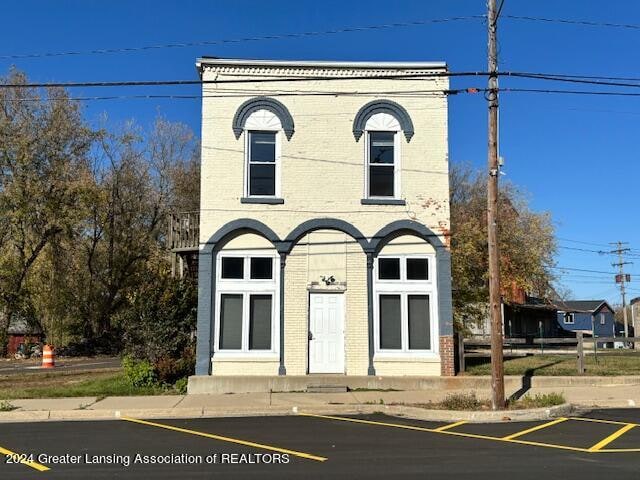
610,241,632,343
487,0,505,410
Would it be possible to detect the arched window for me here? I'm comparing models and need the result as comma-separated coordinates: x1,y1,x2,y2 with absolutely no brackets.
232,97,294,202
365,112,401,199
244,109,282,198
353,100,414,201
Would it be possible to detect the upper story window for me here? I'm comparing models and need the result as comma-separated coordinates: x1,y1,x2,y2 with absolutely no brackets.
248,131,278,196
564,313,574,324
244,109,282,198
365,113,401,199
232,97,294,203
599,312,606,325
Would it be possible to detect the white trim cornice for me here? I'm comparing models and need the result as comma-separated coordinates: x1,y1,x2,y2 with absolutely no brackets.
196,58,447,77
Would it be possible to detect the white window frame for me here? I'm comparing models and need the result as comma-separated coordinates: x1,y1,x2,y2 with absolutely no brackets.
214,250,279,358
600,312,606,325
243,109,282,199
373,254,438,358
563,312,574,324
364,112,402,200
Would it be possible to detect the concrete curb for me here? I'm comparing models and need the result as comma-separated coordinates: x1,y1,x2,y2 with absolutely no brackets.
0,403,573,424
383,403,574,423
188,374,640,394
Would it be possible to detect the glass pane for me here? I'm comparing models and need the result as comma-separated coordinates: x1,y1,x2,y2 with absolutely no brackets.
378,258,400,280
249,164,275,196
220,294,243,349
379,295,402,349
369,132,395,164
250,257,273,279
369,165,394,197
408,295,430,350
250,132,276,162
221,257,244,279
407,258,429,280
249,295,272,350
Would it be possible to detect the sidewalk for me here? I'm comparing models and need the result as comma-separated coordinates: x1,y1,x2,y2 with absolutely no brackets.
1,382,638,423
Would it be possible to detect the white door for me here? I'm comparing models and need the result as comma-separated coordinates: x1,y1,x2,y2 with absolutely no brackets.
309,293,345,374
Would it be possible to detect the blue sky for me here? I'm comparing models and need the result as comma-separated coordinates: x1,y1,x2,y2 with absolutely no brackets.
2,0,640,304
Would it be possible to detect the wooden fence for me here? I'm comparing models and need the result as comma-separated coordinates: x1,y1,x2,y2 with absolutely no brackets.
458,333,640,374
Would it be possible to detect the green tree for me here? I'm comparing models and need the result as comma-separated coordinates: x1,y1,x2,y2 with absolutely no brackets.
0,70,93,354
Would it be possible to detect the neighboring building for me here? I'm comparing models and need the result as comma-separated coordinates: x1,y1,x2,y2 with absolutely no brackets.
466,296,559,340
555,300,616,339
7,317,44,356
190,58,453,390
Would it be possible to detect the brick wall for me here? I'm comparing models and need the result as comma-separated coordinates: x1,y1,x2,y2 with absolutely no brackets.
439,335,455,376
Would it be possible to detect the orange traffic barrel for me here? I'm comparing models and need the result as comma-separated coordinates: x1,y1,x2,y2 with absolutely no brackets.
42,345,55,368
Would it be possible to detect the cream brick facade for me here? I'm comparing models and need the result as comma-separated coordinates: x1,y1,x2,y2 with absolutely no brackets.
193,58,453,380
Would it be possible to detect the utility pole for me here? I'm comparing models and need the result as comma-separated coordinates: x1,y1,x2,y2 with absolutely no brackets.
610,241,632,344
487,0,505,410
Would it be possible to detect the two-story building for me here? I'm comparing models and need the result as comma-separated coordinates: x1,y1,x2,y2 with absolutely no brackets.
189,58,453,393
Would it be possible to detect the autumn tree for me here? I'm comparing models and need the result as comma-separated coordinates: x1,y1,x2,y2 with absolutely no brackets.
449,163,557,333
0,70,93,354
32,117,199,346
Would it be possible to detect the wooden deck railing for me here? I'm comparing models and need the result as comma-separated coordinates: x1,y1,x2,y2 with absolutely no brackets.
169,211,199,252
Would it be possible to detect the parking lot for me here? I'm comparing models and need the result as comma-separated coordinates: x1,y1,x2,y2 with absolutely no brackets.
1,409,639,479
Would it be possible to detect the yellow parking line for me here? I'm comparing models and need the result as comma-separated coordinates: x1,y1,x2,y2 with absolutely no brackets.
597,448,640,453
569,417,638,426
434,420,467,432
299,413,590,453
502,417,569,440
121,417,327,462
589,424,637,452
0,445,50,472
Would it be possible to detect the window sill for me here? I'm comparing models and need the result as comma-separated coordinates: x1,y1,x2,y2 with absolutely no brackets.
361,198,406,205
374,352,440,361
212,354,279,362
240,197,284,204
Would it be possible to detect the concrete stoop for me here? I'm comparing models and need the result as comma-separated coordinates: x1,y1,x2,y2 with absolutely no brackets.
187,374,640,394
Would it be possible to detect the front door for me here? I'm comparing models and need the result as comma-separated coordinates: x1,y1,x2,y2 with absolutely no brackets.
308,293,345,374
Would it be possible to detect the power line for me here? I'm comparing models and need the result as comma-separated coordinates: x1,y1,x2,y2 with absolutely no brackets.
503,14,640,30
505,72,640,89
7,70,640,92
556,237,611,248
551,266,618,275
501,87,640,97
558,245,608,255
8,90,463,103
0,16,485,60
0,71,480,89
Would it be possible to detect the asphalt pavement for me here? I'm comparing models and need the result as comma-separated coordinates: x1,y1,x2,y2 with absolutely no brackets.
0,357,121,375
1,409,639,479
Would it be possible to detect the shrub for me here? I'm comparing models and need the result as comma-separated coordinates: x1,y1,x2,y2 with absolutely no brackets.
516,392,565,409
122,355,157,388
0,400,16,412
116,275,197,385
174,378,188,394
440,392,481,410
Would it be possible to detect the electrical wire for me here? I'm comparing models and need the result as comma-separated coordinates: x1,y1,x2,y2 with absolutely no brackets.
0,16,486,60
0,71,477,89
502,14,640,30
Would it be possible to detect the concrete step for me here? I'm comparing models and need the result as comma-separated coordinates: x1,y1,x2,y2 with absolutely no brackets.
306,384,348,393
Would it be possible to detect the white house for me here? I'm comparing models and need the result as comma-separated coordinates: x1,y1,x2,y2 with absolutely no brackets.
189,58,454,393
